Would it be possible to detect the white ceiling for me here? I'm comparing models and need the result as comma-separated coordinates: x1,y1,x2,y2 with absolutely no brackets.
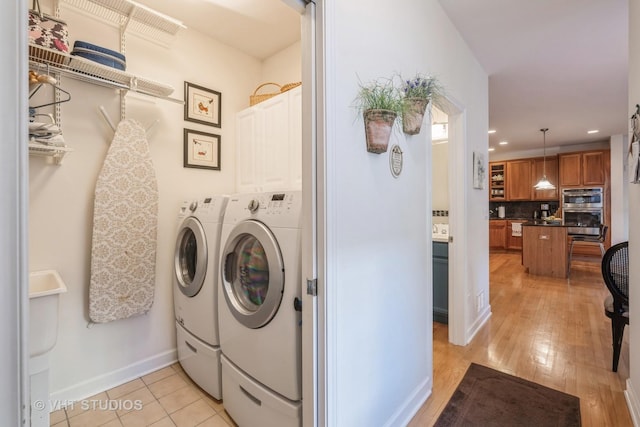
139,0,301,60
141,0,628,155
439,0,629,155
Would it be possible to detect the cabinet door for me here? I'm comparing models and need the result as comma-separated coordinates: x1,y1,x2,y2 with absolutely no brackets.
506,159,532,200
260,95,291,191
489,220,506,249
236,109,260,193
582,151,605,185
532,156,559,200
288,86,303,190
506,220,525,250
559,153,582,186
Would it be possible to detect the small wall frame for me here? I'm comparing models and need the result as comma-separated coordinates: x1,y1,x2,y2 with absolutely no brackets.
184,82,222,128
183,128,221,170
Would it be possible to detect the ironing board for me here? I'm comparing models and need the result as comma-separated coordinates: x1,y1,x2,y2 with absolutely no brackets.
89,119,158,323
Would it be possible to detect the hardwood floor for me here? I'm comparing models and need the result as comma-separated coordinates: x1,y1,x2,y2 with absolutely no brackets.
408,252,632,426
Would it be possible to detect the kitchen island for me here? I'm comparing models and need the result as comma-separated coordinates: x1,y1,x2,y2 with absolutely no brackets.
522,221,568,278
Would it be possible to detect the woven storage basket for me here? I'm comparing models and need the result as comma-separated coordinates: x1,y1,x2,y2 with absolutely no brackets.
250,82,281,106
281,81,301,93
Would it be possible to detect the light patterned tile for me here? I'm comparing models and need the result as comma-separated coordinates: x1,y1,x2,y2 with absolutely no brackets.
199,393,223,415
66,391,110,419
142,366,177,386
158,385,201,414
52,422,69,427
120,401,168,427
99,419,124,427
148,374,189,399
195,414,231,427
149,417,178,427
170,399,216,427
50,408,67,424
171,362,185,375
216,410,237,427
115,386,156,417
106,378,146,399
67,403,118,427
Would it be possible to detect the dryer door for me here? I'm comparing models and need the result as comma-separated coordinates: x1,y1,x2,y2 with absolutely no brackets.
221,220,284,329
174,217,208,297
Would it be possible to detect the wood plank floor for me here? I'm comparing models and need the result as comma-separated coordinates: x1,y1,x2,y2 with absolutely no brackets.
408,252,632,426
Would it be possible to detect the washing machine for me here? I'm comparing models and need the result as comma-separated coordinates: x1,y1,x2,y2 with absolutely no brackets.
218,191,302,427
173,195,228,400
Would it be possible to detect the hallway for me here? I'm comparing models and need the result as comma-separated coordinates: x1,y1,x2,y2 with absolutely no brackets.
409,252,632,426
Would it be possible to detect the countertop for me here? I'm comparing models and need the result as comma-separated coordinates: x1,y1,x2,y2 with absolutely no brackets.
522,219,564,226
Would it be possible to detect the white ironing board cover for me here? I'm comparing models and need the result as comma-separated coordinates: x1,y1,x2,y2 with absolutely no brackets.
89,119,159,323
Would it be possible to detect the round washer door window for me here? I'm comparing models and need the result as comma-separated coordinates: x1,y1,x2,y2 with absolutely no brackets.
221,220,284,329
174,217,208,297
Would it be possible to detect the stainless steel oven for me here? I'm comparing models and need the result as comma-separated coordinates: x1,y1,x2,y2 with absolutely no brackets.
562,188,603,236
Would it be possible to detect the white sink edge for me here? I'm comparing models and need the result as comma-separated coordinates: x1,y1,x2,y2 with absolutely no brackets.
29,270,68,298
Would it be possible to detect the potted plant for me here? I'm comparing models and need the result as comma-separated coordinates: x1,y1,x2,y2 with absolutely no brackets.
353,77,403,154
400,74,444,135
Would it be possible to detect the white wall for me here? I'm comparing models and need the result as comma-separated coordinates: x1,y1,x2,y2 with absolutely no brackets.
30,0,300,401
626,0,640,423
322,0,488,425
262,41,302,85
610,135,629,245
432,142,449,211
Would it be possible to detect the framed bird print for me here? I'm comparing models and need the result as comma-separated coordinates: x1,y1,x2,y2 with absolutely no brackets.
183,128,221,170
184,82,222,128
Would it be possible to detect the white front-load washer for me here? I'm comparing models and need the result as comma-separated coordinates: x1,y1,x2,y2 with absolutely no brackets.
218,191,302,427
173,195,228,400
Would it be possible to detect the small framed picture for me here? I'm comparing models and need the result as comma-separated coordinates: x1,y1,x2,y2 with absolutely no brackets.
184,81,221,128
183,128,221,170
473,151,486,189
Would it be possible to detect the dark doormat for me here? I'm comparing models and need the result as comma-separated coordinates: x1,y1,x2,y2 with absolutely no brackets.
434,363,581,426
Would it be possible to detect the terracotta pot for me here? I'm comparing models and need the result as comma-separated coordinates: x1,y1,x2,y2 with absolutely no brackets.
363,109,397,154
402,97,429,135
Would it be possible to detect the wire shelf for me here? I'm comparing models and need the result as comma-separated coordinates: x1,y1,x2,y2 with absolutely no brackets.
29,44,181,103
28,141,73,164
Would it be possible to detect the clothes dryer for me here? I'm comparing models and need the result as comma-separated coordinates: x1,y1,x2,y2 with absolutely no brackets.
173,195,227,399
218,191,302,427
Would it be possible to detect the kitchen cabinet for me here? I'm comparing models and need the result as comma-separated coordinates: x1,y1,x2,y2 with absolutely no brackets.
433,241,448,324
489,220,507,249
522,225,568,278
489,162,506,200
506,159,533,200
506,220,527,250
559,150,606,187
236,86,302,193
532,156,559,200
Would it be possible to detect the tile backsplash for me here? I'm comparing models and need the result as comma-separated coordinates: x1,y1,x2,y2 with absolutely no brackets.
489,201,559,219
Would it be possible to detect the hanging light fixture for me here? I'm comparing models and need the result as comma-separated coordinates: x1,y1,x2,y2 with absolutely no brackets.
533,128,556,190
534,128,556,190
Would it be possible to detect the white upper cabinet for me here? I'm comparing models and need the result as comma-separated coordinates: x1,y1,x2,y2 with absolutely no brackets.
235,86,302,193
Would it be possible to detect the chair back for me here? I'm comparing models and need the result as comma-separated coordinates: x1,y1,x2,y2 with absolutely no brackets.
601,241,629,311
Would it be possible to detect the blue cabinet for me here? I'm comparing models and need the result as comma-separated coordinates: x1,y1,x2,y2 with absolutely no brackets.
433,241,449,324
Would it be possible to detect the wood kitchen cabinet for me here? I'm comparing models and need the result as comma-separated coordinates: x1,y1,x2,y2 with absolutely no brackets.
489,220,507,249
506,159,533,200
558,150,606,187
506,220,527,250
489,162,506,200
532,156,559,200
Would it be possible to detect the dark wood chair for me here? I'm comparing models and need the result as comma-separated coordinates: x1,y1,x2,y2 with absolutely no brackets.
601,241,629,372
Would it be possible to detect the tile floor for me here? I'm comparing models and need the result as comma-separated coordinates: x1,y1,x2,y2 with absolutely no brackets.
49,362,237,427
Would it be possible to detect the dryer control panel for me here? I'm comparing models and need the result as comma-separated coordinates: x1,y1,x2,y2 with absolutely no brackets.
225,191,302,227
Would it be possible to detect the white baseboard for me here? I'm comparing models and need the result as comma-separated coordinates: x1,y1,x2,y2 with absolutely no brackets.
466,305,492,344
625,378,640,427
49,349,177,404
382,376,432,427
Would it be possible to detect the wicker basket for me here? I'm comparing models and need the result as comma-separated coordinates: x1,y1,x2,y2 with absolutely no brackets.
281,82,301,93
250,82,281,106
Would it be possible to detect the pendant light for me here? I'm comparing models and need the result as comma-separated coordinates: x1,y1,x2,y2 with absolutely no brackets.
534,128,556,190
